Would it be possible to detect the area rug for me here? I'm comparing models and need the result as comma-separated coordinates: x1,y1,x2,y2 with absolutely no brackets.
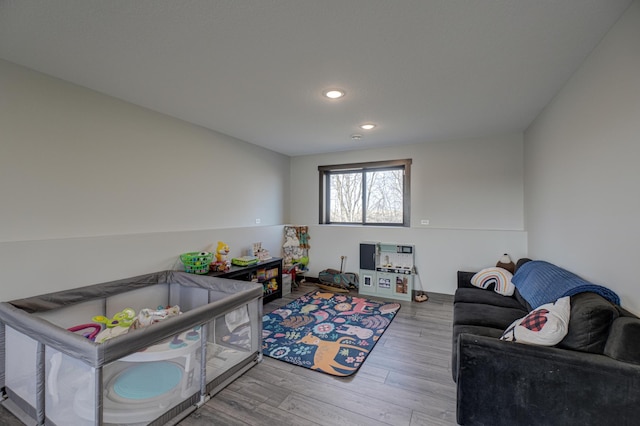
262,290,401,376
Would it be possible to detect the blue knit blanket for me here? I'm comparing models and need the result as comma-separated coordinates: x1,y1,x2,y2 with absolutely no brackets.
512,260,620,308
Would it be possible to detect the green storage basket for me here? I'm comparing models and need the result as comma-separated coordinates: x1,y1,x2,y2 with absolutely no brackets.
180,251,213,274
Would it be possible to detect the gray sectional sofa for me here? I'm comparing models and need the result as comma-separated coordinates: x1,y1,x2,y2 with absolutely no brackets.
452,259,640,426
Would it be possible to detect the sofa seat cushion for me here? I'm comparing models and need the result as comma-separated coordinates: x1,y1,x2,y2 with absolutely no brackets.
454,287,526,310
558,292,619,353
453,302,528,329
452,324,505,381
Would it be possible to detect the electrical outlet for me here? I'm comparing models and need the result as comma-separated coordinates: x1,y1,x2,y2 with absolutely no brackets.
255,218,261,224
420,219,430,225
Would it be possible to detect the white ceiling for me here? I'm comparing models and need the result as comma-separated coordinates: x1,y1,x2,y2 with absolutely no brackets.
0,0,632,156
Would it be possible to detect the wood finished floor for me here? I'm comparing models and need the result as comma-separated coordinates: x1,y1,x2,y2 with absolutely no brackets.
0,284,457,426
180,283,457,426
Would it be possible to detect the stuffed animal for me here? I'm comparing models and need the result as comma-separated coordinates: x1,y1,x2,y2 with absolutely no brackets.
216,241,230,262
211,241,231,271
130,305,181,329
496,253,516,274
298,226,310,249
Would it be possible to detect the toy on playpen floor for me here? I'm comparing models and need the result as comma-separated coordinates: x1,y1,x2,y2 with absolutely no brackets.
89,307,137,343
67,323,102,341
130,305,181,329
169,326,200,349
69,306,183,343
92,307,136,328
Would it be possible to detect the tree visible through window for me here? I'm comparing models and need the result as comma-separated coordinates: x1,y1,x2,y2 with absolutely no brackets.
318,159,411,226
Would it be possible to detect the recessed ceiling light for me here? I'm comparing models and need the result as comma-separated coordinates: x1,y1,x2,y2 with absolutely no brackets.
360,123,376,130
351,134,363,140
324,89,345,99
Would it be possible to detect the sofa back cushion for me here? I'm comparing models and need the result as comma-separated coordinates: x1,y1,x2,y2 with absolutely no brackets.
514,257,532,273
558,292,619,353
512,260,620,309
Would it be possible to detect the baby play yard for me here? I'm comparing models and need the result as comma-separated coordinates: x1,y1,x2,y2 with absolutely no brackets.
0,271,263,426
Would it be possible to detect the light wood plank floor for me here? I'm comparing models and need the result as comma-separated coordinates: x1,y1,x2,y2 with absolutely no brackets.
0,284,457,426
180,283,457,426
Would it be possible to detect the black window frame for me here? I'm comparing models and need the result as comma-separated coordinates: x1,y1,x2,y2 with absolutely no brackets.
318,159,412,226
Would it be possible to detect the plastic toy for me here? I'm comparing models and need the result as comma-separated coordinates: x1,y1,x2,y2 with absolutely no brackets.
231,256,259,266
92,308,136,328
169,335,187,349
180,251,214,274
264,278,278,292
67,323,102,341
186,326,200,341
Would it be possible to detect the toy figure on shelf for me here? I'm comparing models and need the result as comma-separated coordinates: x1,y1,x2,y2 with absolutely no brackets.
253,242,272,261
268,279,278,291
263,278,278,294
211,241,231,272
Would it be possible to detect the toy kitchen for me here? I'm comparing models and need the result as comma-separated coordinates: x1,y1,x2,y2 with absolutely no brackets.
359,242,416,301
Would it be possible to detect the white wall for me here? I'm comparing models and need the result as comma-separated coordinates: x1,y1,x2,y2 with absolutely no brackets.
0,59,290,301
524,1,640,313
0,226,285,301
0,58,530,301
290,135,527,295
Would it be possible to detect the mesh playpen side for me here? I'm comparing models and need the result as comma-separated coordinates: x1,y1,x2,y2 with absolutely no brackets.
0,271,263,426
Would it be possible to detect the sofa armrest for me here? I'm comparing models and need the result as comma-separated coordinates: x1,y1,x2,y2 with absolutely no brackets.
605,317,640,364
457,271,477,289
456,333,640,426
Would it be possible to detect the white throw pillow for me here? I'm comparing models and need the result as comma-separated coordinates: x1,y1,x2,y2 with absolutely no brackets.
500,296,571,346
471,267,515,296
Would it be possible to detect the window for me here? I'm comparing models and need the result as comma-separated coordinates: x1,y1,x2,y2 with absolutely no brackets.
318,159,411,226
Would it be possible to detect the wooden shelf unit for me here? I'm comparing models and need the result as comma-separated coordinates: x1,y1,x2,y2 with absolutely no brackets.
210,257,283,304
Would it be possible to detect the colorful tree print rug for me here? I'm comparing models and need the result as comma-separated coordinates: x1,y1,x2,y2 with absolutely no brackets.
262,291,401,377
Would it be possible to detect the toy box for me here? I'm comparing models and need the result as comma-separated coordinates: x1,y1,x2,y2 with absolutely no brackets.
0,271,263,425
